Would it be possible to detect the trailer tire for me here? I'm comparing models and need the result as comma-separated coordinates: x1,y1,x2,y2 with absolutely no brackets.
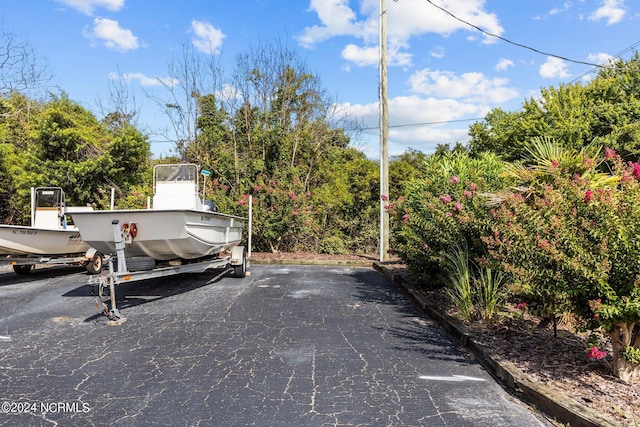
86,252,104,275
13,264,34,275
233,248,247,278
125,256,156,272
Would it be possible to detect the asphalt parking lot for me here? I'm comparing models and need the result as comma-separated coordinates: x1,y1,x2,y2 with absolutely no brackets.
0,263,554,426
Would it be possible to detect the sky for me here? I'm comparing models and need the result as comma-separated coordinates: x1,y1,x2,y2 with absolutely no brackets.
0,0,638,159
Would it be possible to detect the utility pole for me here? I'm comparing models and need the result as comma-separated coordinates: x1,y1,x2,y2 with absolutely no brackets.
379,0,390,262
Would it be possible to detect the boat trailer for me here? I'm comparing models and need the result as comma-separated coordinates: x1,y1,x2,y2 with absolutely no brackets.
89,219,247,324
1,248,106,275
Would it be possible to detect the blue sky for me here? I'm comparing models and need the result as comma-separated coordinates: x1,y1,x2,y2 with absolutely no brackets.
0,0,638,159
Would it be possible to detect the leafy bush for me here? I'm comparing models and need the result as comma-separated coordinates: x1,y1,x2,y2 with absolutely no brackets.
485,141,640,382
389,151,507,286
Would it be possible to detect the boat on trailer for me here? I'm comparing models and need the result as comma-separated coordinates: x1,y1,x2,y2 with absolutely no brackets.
67,163,248,323
0,187,103,274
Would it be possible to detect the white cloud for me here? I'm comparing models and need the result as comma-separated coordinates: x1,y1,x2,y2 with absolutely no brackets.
342,44,378,67
299,0,504,68
191,20,225,54
111,72,177,87
341,43,412,67
55,0,124,15
340,96,487,155
539,56,571,79
430,46,445,59
297,0,365,48
408,69,519,104
84,18,139,51
495,58,514,71
588,52,615,65
588,0,626,25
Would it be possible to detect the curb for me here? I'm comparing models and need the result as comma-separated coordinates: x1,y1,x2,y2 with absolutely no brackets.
248,257,373,267
372,261,623,427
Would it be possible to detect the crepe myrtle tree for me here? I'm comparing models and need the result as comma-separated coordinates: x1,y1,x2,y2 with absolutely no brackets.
485,140,640,383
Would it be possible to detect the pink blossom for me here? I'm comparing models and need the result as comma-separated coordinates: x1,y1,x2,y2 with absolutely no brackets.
380,194,389,201
402,213,411,222
450,175,460,185
551,160,559,167
439,194,452,203
630,162,640,180
515,302,527,310
423,243,429,250
582,157,595,169
445,212,452,217
584,189,593,204
604,147,619,159
463,190,472,198
536,239,550,249
452,202,463,212
469,183,477,191
587,346,607,360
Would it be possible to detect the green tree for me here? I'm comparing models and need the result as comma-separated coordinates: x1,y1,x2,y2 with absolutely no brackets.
469,52,640,162
389,149,428,200
0,94,150,223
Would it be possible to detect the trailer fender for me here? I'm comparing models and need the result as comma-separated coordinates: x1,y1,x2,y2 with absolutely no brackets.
230,246,247,278
85,247,98,260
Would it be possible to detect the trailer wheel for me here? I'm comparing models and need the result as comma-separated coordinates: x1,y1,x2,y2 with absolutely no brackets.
126,256,156,272
232,248,247,278
13,264,34,275
86,252,104,275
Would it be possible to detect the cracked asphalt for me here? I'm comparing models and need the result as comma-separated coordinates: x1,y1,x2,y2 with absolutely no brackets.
0,263,554,426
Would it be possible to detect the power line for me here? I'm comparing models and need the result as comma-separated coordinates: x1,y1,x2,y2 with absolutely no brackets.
569,39,640,83
423,0,621,69
357,116,485,131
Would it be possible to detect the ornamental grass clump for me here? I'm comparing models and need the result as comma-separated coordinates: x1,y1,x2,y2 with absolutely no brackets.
443,243,474,322
443,243,507,323
475,267,507,322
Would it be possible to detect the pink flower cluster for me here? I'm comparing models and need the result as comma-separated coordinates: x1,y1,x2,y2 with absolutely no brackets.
587,346,607,360
584,189,593,204
515,302,527,311
604,147,619,160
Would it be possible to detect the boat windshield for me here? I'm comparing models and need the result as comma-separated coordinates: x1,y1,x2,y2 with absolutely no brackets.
35,188,64,208
155,164,198,183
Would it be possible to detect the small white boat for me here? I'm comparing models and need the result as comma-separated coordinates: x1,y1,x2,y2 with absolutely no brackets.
68,164,246,262
0,187,93,255
0,187,99,274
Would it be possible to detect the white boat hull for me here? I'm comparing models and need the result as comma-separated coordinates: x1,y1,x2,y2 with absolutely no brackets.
0,225,89,256
68,209,245,261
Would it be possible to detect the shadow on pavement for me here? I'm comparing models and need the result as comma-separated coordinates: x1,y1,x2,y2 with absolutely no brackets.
61,267,235,322
0,265,88,286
